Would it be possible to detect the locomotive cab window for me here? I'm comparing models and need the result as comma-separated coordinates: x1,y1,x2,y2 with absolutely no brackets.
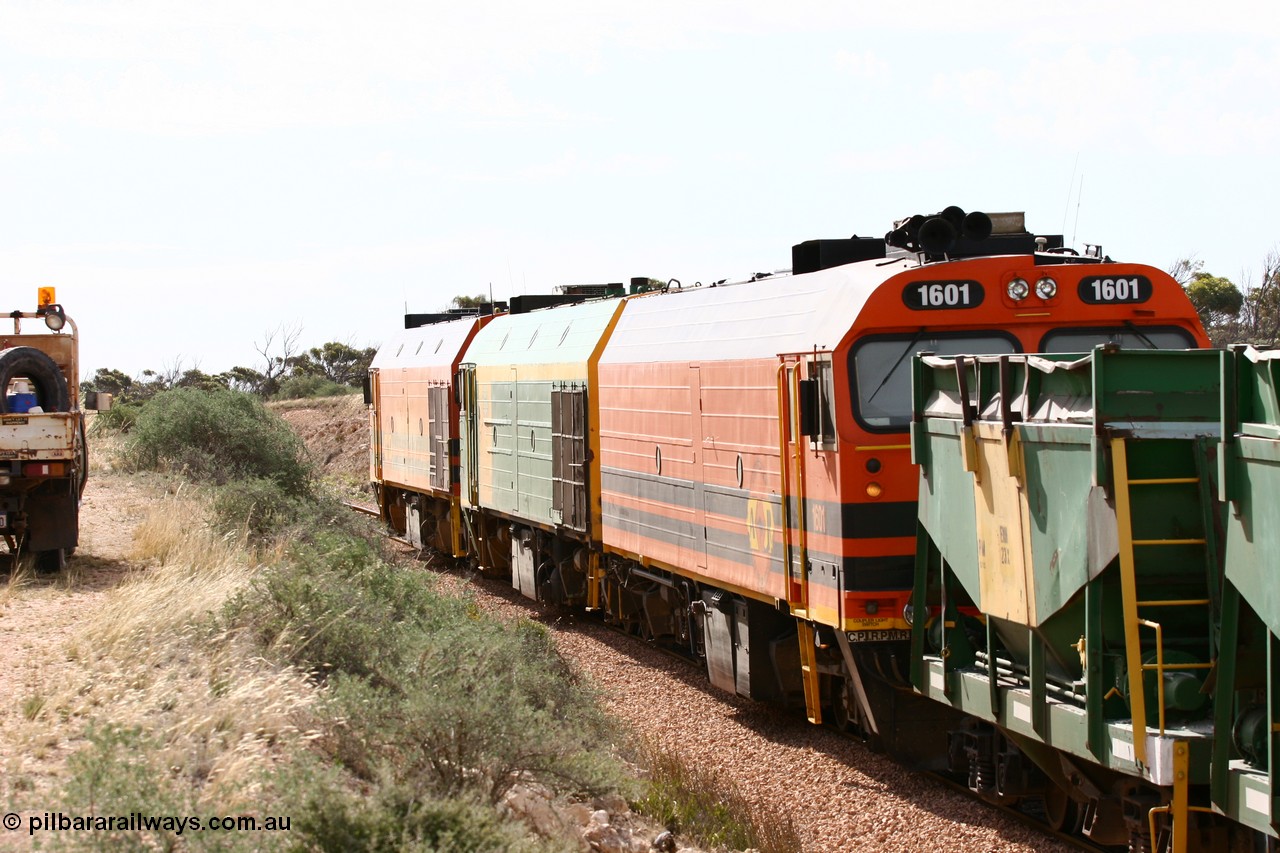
798,356,836,449
849,332,1018,431
1040,326,1197,353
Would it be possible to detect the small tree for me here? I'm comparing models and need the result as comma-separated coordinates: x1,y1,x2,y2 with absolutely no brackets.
176,368,229,393
450,293,489,310
81,368,135,401
1168,256,1204,287
1186,272,1244,345
221,366,267,395
1239,250,1280,347
295,341,377,387
253,323,304,398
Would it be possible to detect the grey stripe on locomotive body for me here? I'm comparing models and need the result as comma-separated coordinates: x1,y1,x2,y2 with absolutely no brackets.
601,465,915,537
601,466,915,592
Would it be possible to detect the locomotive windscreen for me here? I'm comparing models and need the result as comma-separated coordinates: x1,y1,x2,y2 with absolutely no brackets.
849,332,1017,430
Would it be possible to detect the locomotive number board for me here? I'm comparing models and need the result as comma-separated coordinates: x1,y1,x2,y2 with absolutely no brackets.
1077,275,1152,305
902,280,984,310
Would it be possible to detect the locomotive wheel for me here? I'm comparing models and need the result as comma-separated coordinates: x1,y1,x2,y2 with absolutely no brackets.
830,678,855,732
829,676,883,749
0,346,69,413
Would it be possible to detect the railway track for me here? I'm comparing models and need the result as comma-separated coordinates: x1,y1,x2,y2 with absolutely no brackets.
343,499,379,517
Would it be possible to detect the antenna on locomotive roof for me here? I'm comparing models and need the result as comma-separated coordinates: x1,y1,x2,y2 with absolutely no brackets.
1062,152,1080,236
1071,175,1084,249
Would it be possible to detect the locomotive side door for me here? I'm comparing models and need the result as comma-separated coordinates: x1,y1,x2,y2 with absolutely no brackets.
458,363,480,508
368,368,382,484
551,381,588,532
428,383,450,492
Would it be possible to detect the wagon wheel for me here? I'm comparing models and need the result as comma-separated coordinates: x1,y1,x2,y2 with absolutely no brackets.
1043,782,1084,834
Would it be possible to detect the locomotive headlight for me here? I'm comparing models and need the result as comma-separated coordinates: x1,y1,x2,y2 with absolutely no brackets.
865,482,882,498
1006,278,1030,301
1035,277,1058,300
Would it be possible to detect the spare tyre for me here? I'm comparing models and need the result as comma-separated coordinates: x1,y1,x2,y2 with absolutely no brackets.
0,347,70,413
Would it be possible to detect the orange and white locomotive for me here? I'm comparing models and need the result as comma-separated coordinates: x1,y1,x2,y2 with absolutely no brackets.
368,208,1207,736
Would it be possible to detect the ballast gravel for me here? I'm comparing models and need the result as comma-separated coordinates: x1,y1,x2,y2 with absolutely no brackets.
421,561,1074,853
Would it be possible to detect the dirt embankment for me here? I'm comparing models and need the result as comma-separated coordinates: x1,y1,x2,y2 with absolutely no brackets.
270,394,370,492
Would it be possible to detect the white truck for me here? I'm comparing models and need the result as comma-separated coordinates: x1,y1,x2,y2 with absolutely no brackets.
0,289,87,570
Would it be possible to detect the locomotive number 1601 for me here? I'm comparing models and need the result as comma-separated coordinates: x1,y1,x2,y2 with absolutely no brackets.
902,280,984,311
1078,275,1152,305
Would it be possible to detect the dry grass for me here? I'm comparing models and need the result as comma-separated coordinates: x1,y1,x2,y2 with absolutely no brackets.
267,392,363,414
0,558,34,605
20,495,319,806
84,414,129,472
632,735,802,853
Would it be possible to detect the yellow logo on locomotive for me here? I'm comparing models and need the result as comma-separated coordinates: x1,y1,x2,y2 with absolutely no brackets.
746,497,776,554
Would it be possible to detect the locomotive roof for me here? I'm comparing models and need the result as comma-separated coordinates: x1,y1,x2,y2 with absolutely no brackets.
370,314,479,370
599,257,912,363
463,296,624,367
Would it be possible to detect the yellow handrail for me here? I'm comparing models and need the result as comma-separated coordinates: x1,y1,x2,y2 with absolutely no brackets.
1135,618,1215,736
790,366,809,607
775,362,800,609
1112,438,1149,767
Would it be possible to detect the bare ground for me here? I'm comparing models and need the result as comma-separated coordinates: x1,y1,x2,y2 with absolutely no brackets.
0,470,164,843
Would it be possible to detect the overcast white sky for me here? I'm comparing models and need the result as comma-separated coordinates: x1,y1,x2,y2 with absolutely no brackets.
1,1,1277,378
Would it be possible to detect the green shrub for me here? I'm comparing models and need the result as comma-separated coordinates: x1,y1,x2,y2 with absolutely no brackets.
274,375,354,400
123,388,310,496
212,479,368,546
89,402,141,435
59,724,287,853
230,530,625,805
286,772,563,853
230,531,441,685
60,725,191,852
325,616,622,804
212,477,314,542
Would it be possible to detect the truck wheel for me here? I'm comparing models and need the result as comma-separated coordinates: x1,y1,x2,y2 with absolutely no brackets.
35,548,67,573
0,346,70,413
